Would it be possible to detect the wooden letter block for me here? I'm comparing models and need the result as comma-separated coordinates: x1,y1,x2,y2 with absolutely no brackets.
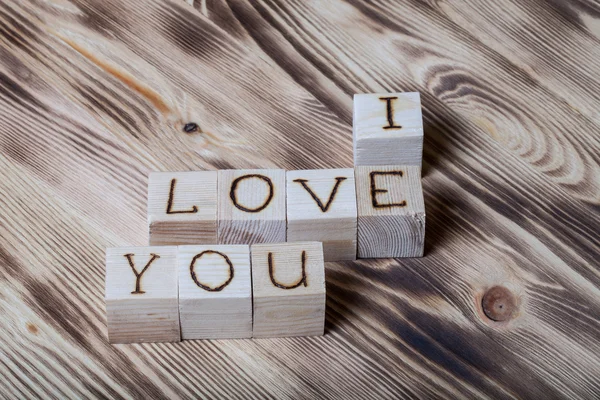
105,246,180,343
286,168,357,261
353,92,423,166
218,169,286,244
251,242,325,338
178,245,252,339
355,166,425,258
148,171,218,245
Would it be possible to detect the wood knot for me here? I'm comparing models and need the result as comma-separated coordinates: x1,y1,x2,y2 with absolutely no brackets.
26,323,39,335
482,286,516,322
183,122,199,133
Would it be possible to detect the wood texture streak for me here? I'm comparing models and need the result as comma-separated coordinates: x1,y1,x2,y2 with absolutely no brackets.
0,0,598,398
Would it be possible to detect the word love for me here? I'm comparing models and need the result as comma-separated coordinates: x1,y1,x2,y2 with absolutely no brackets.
106,242,325,343
148,166,425,260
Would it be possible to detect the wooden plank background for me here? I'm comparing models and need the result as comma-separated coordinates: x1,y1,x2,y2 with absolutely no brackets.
0,0,599,398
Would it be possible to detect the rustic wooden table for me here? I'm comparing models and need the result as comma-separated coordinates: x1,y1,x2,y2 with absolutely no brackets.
1,0,599,398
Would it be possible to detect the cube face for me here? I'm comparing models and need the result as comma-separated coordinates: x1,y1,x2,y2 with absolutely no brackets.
148,171,218,245
178,245,252,339
355,166,425,258
251,242,326,338
218,169,286,245
353,92,423,166
286,169,357,261
105,246,180,343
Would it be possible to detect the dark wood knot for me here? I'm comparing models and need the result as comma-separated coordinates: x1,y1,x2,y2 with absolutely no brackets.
183,122,199,133
482,286,516,322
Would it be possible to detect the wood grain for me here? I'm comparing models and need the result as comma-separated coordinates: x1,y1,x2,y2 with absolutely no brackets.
251,241,326,338
356,165,425,258
178,244,253,340
286,168,357,261
148,171,219,245
218,169,287,244
353,92,424,166
0,0,598,398
106,246,181,344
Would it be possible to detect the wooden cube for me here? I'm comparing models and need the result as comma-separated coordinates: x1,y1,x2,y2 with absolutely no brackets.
218,169,286,244
251,242,325,338
105,246,180,343
286,168,357,261
178,245,252,339
148,171,218,245
353,92,423,166
355,166,425,258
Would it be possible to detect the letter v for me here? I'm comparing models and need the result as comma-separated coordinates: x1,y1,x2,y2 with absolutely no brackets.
293,177,347,212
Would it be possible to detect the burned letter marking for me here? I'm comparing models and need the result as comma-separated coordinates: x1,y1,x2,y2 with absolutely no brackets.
124,253,160,294
370,171,407,208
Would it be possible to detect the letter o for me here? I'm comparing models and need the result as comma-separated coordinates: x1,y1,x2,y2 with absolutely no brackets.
189,250,234,292
229,174,274,213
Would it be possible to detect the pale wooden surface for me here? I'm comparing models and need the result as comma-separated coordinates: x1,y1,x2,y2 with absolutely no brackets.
251,242,326,338
286,168,357,261
356,166,425,258
218,169,287,244
0,0,599,398
178,245,252,339
106,247,180,343
148,171,218,245
353,92,423,166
